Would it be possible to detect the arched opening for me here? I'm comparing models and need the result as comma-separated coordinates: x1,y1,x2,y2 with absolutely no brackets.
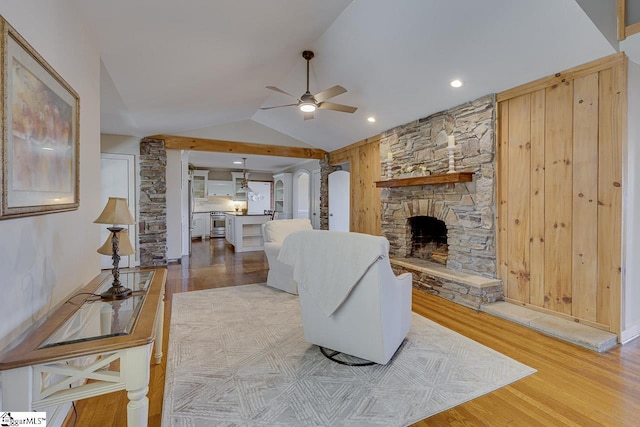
293,170,310,219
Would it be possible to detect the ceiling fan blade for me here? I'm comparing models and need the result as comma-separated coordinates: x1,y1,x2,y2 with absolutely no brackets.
318,101,357,113
266,86,296,98
313,85,347,103
259,103,298,110
303,111,314,120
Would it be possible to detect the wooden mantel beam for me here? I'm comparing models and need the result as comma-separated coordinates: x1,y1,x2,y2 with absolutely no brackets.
149,134,327,160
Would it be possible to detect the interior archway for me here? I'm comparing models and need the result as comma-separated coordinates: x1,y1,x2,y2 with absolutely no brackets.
292,170,310,219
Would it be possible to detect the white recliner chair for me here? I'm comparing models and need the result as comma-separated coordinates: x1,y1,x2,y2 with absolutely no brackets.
278,230,413,365
262,218,313,294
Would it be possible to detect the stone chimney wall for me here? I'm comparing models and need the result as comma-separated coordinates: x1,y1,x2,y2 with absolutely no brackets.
380,95,497,278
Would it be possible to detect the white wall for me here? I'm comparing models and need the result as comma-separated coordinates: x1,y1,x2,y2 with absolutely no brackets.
166,150,183,260
0,0,101,420
575,0,619,51
175,119,312,147
101,133,139,155
280,159,320,174
621,59,640,343
181,151,190,257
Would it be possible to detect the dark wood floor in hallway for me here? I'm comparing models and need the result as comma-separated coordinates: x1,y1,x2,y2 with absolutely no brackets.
170,237,270,291
64,237,640,426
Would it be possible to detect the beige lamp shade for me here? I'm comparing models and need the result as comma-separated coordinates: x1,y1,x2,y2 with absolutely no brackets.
94,197,135,225
97,229,136,256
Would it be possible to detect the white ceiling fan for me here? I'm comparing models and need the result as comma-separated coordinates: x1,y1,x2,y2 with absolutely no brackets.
260,50,357,120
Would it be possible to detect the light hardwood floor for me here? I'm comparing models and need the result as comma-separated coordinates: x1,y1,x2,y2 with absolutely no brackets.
64,238,640,426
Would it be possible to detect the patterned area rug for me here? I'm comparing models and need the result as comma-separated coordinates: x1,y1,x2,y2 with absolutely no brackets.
162,284,535,426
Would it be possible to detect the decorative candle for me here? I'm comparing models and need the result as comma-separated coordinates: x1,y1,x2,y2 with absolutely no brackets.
387,151,393,161
448,135,455,148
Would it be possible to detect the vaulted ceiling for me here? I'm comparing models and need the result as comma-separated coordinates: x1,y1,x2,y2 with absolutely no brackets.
76,0,616,159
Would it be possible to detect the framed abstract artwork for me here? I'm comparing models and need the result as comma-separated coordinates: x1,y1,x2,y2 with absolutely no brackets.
0,16,79,220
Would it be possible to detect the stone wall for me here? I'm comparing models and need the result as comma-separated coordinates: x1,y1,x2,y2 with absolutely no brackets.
380,95,496,278
139,137,167,266
319,155,341,230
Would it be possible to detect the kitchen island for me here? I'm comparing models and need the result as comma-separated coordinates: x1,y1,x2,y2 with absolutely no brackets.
225,213,271,252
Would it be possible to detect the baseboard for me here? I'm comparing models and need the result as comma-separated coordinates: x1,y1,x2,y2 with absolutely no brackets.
621,321,640,344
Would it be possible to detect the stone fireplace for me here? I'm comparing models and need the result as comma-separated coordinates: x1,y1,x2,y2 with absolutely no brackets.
380,95,502,308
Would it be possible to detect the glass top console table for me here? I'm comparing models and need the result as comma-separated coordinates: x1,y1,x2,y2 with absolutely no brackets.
0,268,167,427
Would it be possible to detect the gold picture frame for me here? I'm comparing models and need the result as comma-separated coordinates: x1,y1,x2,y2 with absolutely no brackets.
0,15,79,220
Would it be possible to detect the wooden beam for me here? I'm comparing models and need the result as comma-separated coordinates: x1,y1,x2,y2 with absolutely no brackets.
625,20,640,38
618,0,626,41
149,134,327,160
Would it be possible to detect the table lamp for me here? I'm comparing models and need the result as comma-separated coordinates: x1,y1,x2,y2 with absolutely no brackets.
95,197,136,300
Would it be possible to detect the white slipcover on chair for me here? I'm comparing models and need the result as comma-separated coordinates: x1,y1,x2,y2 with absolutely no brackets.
262,219,313,294
278,230,412,365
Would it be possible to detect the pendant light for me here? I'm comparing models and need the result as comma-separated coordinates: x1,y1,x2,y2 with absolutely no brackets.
237,157,254,193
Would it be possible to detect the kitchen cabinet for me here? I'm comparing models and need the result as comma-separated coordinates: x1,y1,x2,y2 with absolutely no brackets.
273,173,292,219
225,213,270,252
192,170,209,200
192,212,210,239
225,214,235,245
207,180,234,196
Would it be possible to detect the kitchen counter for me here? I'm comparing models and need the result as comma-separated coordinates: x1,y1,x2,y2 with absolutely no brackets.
224,213,271,252
225,212,271,217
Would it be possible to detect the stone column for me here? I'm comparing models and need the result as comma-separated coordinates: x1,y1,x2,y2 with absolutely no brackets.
319,155,341,230
139,138,167,266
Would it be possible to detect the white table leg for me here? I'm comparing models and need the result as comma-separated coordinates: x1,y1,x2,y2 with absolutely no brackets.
121,345,152,427
154,296,164,364
126,385,149,427
1,367,33,411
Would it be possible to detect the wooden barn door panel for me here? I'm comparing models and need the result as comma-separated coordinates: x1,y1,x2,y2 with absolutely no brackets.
506,94,531,302
497,53,625,334
572,72,599,322
597,65,624,331
497,101,509,285
543,80,574,315
529,89,546,308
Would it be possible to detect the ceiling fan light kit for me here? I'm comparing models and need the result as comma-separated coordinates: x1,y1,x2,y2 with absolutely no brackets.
299,103,316,112
261,50,357,120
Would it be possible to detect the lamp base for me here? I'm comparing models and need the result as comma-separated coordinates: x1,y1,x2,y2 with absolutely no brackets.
101,284,133,300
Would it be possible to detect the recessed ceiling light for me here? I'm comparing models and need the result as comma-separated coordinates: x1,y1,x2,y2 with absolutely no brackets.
450,79,463,88
233,161,243,165
367,117,376,123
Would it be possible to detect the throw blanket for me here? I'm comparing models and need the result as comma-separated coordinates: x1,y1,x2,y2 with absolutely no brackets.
278,230,389,316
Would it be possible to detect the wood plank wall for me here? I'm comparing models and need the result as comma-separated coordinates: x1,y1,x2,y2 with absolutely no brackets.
496,53,626,336
329,136,382,235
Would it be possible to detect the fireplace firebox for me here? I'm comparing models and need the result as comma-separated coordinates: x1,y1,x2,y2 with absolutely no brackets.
409,216,448,264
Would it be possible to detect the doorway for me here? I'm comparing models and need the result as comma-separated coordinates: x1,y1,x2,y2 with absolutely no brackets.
100,153,137,269
328,170,350,231
293,170,310,219
311,169,321,229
